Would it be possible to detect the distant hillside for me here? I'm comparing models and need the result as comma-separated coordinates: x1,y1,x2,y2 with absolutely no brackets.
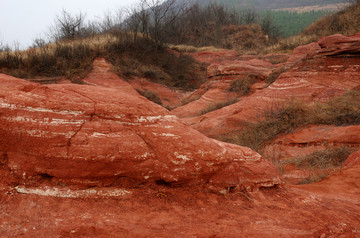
187,0,349,38
194,0,349,10
272,1,360,52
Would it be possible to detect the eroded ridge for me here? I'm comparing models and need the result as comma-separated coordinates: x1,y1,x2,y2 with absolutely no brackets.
0,73,281,194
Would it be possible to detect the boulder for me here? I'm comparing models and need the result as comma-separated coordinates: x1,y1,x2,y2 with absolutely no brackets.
0,73,281,192
318,33,360,55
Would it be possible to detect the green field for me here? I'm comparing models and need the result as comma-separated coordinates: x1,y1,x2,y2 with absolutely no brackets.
267,10,330,37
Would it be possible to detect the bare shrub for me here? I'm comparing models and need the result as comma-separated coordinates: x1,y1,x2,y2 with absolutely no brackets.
281,146,355,184
265,67,288,85
221,91,360,151
228,77,255,96
49,9,92,41
0,41,96,81
291,147,353,169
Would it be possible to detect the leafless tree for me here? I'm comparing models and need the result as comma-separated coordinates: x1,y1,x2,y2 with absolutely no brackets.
242,9,258,24
145,0,188,48
260,12,279,39
95,9,124,33
0,41,11,52
123,0,188,48
49,9,89,41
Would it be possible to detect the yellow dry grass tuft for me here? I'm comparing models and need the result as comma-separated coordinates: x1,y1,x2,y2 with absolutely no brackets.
220,90,360,151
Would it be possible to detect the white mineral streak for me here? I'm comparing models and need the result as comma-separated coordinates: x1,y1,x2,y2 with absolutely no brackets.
152,132,177,137
135,115,177,123
172,152,192,165
11,129,74,138
91,132,107,138
269,80,308,90
0,101,83,116
3,116,84,125
135,152,151,159
15,186,131,198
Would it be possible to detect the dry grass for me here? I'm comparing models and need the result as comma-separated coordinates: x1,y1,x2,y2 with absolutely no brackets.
222,24,270,54
201,99,238,115
265,67,289,85
303,1,360,38
280,146,354,184
0,32,206,90
170,23,274,55
179,94,202,107
169,44,226,53
0,41,97,81
297,174,328,184
221,90,360,151
137,90,162,106
288,147,353,169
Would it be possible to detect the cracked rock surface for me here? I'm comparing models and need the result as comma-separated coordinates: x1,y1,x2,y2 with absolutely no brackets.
0,73,280,191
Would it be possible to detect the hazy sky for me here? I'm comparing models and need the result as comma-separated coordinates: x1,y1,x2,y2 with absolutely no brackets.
0,0,140,48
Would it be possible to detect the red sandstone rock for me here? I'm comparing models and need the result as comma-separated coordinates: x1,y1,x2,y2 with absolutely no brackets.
0,151,359,237
263,125,360,161
189,49,239,64
83,58,185,109
1,36,360,237
172,40,327,123
0,73,281,192
318,33,360,56
207,59,275,79
281,163,312,184
127,76,185,109
172,57,278,118
342,150,360,169
299,151,360,199
82,58,137,93
262,53,290,65
171,79,239,118
184,34,360,137
263,125,360,185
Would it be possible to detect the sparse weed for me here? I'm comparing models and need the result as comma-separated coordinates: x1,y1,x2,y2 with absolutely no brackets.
137,90,163,106
201,99,238,115
265,67,288,86
229,77,255,96
280,146,354,184
221,91,360,151
288,147,353,169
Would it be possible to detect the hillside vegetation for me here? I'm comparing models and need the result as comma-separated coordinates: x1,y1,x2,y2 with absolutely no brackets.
1,0,359,87
304,0,360,37
0,1,279,87
221,91,360,152
196,0,349,38
271,10,330,37
203,0,348,10
273,0,360,51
